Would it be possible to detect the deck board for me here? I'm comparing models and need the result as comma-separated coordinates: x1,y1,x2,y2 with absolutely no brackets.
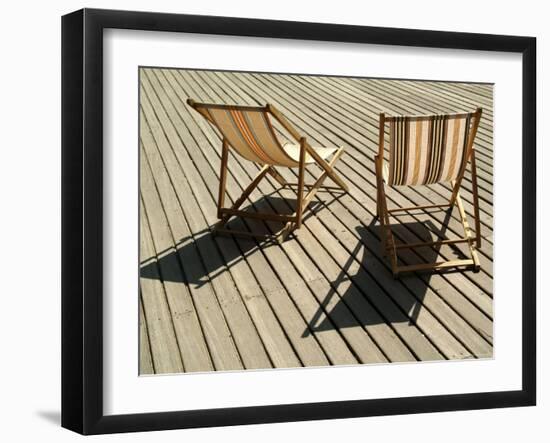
139,200,187,374
139,68,494,374
139,293,155,375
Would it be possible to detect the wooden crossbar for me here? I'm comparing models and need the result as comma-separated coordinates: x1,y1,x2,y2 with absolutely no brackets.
388,203,451,214
213,227,284,242
219,208,297,223
394,237,470,250
282,183,345,191
395,259,475,274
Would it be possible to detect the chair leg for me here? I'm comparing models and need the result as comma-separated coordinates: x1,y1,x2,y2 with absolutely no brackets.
375,156,391,257
454,189,481,272
470,152,482,249
217,140,229,219
376,187,381,219
378,180,393,260
374,155,382,219
449,164,465,206
295,140,306,229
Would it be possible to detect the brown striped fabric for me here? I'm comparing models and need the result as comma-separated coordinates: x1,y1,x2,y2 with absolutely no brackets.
203,106,299,167
386,113,472,186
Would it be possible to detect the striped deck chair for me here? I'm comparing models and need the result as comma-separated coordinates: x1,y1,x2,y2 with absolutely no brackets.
187,99,349,241
375,108,483,276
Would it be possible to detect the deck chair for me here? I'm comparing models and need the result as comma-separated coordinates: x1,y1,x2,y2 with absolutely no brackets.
375,108,483,277
187,99,349,242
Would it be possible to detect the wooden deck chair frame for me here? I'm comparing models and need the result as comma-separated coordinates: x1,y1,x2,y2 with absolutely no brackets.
375,108,483,277
188,99,349,242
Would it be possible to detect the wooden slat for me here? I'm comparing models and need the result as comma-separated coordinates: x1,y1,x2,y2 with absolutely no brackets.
139,293,155,375
141,136,241,371
139,200,191,373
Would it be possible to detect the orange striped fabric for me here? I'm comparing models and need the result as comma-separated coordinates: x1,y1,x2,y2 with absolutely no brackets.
203,107,299,167
386,113,473,186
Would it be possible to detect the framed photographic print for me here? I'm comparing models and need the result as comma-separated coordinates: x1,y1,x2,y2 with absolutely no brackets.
61,8,536,435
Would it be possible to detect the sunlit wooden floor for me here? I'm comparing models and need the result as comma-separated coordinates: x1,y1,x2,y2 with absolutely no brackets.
139,68,493,374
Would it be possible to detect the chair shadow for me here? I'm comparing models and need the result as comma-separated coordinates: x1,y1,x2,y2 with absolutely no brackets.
139,193,325,286
305,207,469,334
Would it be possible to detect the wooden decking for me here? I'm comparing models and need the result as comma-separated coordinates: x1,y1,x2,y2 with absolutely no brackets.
138,68,494,375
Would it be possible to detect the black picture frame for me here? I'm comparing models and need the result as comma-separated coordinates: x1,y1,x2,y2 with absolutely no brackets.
61,8,536,435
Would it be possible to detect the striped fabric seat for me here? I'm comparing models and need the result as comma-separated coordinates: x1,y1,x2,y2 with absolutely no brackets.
187,98,349,242
385,113,473,186
198,105,299,167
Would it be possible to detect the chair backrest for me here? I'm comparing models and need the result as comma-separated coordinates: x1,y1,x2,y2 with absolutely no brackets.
187,100,299,167
381,109,482,186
